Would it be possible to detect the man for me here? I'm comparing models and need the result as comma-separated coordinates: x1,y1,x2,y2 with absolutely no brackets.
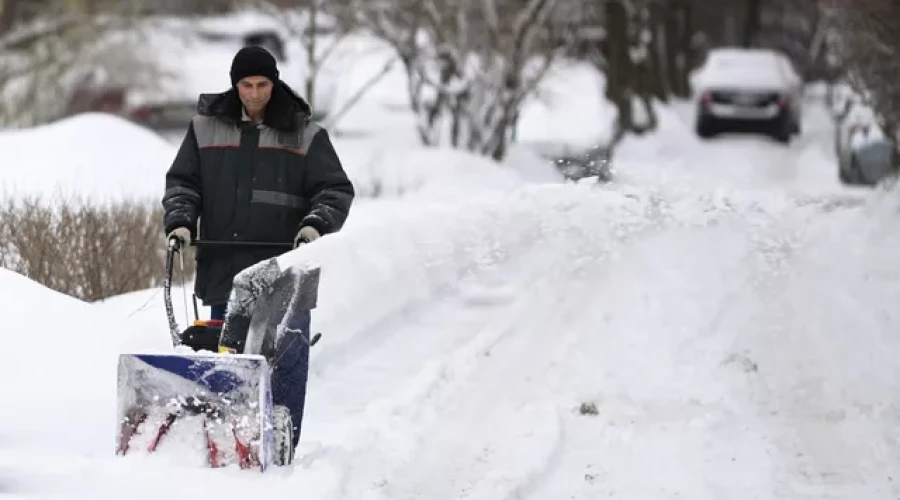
161,45,354,465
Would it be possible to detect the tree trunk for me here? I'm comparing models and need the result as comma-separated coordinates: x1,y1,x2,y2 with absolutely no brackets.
681,1,695,96
664,1,685,98
647,1,670,102
743,0,763,47
605,0,633,144
305,0,318,111
0,0,19,33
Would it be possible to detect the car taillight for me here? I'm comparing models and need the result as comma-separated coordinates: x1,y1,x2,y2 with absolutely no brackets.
777,94,790,107
129,107,152,120
701,91,712,106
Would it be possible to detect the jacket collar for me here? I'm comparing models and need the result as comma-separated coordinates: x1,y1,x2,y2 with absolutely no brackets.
196,80,312,133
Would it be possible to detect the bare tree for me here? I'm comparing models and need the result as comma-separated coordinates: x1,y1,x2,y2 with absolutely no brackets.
239,0,398,126
827,0,900,149
243,0,346,120
350,0,582,161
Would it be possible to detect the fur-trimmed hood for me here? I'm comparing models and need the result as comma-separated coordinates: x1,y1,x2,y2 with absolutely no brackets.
196,80,312,133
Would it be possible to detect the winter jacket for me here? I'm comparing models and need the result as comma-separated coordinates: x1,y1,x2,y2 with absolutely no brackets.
161,81,354,306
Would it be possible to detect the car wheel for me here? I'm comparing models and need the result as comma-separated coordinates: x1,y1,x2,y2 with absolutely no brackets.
771,115,792,144
696,115,716,139
773,128,791,144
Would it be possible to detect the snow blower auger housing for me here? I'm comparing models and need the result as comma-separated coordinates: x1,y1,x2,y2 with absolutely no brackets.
115,237,322,472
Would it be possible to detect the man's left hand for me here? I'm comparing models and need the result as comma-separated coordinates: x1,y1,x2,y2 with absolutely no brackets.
294,226,321,247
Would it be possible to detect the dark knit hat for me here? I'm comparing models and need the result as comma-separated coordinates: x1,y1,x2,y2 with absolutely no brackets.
230,46,279,87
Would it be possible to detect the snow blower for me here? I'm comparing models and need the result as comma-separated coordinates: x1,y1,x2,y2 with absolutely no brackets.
115,237,322,471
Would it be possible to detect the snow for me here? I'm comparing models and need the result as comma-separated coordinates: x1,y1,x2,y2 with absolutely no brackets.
0,113,176,202
516,60,614,151
335,144,561,198
3,13,900,499
692,48,795,92
0,267,123,462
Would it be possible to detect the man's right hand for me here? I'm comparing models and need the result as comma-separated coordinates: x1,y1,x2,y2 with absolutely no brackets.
167,227,192,249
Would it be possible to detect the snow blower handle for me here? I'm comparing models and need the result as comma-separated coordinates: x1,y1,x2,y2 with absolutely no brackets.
193,239,294,249
168,236,295,251
164,240,185,347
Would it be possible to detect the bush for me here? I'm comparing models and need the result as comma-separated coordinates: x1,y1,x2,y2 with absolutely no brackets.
0,193,195,302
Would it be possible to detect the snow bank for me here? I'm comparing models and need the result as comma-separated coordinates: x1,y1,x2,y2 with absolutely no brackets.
0,268,122,453
516,60,614,152
0,113,176,201
334,143,561,198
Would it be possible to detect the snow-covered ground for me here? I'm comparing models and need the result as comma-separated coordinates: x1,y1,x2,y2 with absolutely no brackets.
3,83,900,500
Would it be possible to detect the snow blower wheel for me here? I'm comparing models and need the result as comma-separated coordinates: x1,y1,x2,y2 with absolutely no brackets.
272,405,295,466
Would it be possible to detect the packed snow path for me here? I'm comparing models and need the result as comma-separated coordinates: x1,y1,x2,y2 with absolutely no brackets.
296,189,900,500
4,97,900,499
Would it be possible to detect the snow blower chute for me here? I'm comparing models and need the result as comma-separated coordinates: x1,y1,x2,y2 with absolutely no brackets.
115,237,322,471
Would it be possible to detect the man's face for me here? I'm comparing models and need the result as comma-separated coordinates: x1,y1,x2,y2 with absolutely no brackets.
237,76,273,114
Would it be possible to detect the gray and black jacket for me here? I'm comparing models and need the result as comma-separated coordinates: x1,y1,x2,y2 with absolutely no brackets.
162,81,354,306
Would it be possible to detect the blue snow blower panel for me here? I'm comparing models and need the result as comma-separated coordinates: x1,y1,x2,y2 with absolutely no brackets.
131,353,259,394
116,352,271,402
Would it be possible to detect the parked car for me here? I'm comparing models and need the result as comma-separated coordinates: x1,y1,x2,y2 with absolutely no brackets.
692,47,803,143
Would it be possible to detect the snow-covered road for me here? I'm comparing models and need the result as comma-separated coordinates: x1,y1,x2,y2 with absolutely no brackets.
4,96,900,500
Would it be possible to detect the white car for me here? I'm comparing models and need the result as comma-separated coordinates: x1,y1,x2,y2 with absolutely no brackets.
692,48,803,143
